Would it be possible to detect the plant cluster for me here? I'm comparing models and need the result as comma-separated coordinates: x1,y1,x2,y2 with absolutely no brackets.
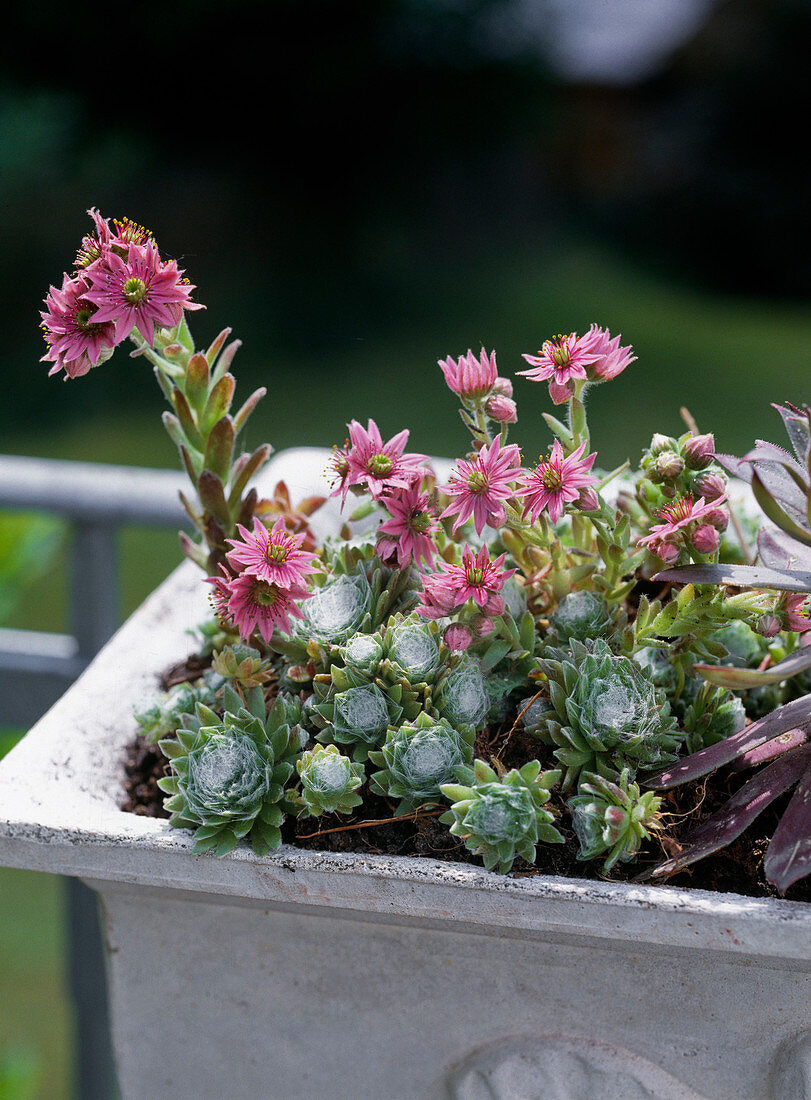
43,211,811,893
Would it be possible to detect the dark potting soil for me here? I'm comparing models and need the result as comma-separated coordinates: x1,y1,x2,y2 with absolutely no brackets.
120,716,811,904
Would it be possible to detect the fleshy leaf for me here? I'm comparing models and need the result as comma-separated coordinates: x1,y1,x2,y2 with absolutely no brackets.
653,562,811,592
764,760,811,891
733,727,809,770
752,472,811,547
693,645,811,688
643,695,811,787
649,747,811,879
757,526,811,572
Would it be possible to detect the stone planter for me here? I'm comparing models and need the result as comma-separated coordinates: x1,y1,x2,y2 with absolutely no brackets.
0,448,809,1100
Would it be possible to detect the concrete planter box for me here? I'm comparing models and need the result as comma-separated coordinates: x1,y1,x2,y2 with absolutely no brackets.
1,448,810,1099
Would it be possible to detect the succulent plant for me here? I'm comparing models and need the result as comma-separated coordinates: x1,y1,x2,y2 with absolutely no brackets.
315,682,402,760
534,639,683,789
157,688,303,856
681,683,746,753
211,644,274,688
440,759,563,873
293,745,365,817
134,673,221,744
381,613,442,685
298,570,372,644
340,631,384,676
369,712,475,814
435,659,489,729
568,768,664,872
544,590,617,649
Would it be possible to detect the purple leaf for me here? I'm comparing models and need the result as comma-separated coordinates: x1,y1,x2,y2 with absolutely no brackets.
649,747,811,879
694,645,811,689
747,441,807,487
643,695,811,788
734,727,809,770
773,402,811,467
764,760,811,892
715,453,752,482
653,562,811,591
752,473,811,546
757,526,811,571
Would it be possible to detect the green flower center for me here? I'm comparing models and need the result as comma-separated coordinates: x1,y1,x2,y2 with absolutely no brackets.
266,543,289,563
252,581,280,608
541,465,562,490
123,277,147,304
467,470,487,492
550,342,571,367
367,453,393,476
74,307,100,331
466,567,484,585
410,510,431,533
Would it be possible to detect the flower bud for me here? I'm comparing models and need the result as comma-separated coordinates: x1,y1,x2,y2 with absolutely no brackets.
691,523,720,554
683,433,715,470
755,613,782,638
650,433,678,456
492,375,514,398
469,614,496,640
484,394,517,423
443,623,473,652
693,471,727,502
704,506,729,532
654,451,685,481
577,486,600,511
655,542,680,565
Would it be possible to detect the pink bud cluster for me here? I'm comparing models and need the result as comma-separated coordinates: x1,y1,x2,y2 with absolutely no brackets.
40,209,202,379
209,517,319,643
637,493,729,563
439,349,518,423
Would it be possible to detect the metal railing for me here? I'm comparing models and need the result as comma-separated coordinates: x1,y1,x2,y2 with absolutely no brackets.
0,453,190,1100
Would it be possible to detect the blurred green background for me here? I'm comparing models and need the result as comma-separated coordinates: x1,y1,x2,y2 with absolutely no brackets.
1,0,809,1094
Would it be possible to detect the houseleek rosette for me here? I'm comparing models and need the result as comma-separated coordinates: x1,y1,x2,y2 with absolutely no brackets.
158,693,302,856
440,759,563,873
568,768,664,872
293,744,366,817
534,639,682,788
369,712,474,814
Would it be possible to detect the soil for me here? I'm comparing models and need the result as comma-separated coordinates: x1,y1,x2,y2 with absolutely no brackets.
121,708,811,905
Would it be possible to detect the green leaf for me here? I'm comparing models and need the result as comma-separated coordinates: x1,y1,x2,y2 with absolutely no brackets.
481,638,512,672
752,472,811,547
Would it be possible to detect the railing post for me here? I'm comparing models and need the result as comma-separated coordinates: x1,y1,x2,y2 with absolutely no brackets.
71,522,119,657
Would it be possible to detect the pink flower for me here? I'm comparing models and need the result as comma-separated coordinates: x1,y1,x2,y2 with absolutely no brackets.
578,324,636,382
517,332,600,405
75,208,114,269
83,239,202,346
439,348,498,400
519,440,597,525
638,493,728,559
375,483,438,569
40,271,118,379
334,419,429,503
419,545,515,620
209,566,309,644
440,436,522,535
226,517,319,588
777,593,811,634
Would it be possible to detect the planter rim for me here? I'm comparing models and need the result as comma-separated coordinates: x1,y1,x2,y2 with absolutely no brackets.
1,447,809,962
